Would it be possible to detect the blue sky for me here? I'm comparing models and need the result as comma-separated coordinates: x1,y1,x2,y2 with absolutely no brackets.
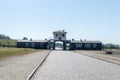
0,0,120,44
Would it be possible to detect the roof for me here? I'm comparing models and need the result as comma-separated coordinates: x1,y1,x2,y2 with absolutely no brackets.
53,30,67,34
71,40,102,43
17,40,48,43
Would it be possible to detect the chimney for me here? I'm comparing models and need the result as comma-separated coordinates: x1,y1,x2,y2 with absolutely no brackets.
72,39,74,41
80,39,82,42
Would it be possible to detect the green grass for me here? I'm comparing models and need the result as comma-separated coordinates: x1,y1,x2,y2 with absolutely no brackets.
0,48,37,59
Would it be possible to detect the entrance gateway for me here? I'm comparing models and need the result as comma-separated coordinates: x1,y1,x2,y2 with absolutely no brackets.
17,30,102,50
49,30,70,50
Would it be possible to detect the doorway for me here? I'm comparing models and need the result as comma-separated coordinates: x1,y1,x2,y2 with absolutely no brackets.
66,43,70,50
55,41,63,50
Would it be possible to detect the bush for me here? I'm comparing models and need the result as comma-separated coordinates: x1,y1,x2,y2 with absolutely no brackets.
106,51,113,54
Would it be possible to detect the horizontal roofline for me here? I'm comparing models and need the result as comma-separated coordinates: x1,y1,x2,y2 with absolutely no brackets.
53,30,67,33
71,40,102,43
17,40,48,42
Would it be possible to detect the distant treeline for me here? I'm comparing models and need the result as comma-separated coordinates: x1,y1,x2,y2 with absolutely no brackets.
0,34,16,47
0,34,10,39
103,44,120,49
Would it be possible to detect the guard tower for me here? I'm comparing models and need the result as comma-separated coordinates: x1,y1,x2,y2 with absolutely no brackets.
53,30,67,50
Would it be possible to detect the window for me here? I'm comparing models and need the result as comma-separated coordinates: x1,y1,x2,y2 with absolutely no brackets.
62,34,64,37
76,44,79,48
59,37,62,40
93,44,97,48
40,43,44,47
31,43,35,47
25,43,29,47
79,44,82,48
76,43,82,48
85,43,91,48
56,34,58,37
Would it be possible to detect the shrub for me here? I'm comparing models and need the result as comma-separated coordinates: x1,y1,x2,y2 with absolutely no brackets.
106,51,113,54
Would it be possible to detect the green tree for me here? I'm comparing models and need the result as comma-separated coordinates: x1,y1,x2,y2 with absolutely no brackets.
22,37,28,40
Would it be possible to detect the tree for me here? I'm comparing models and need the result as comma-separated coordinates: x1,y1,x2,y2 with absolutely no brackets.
0,42,1,47
0,34,10,39
45,38,47,40
22,37,28,40
30,38,32,41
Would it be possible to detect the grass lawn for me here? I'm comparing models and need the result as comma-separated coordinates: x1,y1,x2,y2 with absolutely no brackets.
0,48,37,59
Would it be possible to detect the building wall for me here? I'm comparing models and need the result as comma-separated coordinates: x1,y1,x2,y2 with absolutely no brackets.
54,33,66,41
17,42,48,49
70,43,102,50
17,42,102,50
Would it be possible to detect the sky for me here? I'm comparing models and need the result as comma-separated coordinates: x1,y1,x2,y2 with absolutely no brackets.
0,0,120,44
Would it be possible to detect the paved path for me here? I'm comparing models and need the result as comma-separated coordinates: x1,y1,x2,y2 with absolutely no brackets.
76,51,120,65
31,51,120,80
0,50,50,80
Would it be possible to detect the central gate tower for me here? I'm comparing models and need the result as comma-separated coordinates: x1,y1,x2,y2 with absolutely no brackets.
53,30,67,50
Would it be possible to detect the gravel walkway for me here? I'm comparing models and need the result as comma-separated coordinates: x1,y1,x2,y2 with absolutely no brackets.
0,50,50,80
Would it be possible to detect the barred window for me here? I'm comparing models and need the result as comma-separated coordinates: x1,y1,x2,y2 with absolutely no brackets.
76,43,82,48
62,34,64,37
76,44,79,48
93,44,97,48
31,43,35,47
40,43,44,47
25,43,29,47
78,44,82,48
56,34,58,37
85,43,91,48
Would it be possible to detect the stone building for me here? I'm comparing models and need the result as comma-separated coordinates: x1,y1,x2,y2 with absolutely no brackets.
17,30,102,50
17,40,48,49
52,30,68,50
70,40,102,50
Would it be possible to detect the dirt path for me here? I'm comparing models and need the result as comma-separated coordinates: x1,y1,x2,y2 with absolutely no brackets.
0,50,50,80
